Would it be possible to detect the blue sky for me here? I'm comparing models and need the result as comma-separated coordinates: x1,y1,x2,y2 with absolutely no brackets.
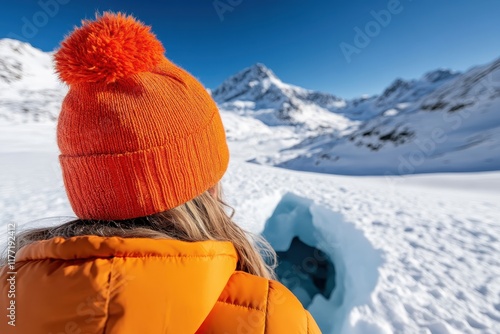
1,0,499,99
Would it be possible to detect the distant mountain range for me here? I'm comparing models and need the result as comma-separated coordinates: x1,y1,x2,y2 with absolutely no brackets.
1,38,499,175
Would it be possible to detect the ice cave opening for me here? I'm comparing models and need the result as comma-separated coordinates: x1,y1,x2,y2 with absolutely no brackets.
261,192,382,334
274,236,336,308
261,192,337,309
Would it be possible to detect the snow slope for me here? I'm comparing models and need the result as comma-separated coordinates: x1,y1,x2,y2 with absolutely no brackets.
0,39,66,123
1,123,499,334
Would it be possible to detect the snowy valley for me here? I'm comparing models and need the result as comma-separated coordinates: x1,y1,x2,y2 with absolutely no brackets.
2,38,499,176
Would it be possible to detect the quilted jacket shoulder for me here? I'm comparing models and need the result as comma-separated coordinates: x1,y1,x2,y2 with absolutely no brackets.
199,271,322,333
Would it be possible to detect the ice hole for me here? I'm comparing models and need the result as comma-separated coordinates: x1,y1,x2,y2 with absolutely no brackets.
275,236,335,308
262,192,339,310
261,192,383,334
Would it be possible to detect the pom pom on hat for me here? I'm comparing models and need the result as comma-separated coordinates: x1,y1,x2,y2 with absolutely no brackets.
54,12,165,84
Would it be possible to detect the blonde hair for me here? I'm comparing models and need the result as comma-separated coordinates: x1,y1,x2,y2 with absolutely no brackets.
12,183,277,279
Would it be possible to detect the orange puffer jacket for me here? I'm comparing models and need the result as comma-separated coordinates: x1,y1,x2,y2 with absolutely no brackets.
0,236,321,333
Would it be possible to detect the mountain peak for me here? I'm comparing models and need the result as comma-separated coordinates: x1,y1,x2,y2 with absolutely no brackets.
422,69,459,83
211,63,284,103
247,63,277,80
376,78,413,102
228,62,280,85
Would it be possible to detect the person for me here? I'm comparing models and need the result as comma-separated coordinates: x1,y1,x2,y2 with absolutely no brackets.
0,12,321,333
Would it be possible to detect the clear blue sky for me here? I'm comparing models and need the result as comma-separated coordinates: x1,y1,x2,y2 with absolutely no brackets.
1,0,499,99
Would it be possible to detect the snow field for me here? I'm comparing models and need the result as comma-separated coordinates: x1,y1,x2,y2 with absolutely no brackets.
1,123,500,333
223,161,500,333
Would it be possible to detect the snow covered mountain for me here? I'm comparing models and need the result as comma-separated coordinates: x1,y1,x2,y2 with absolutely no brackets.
1,38,499,175
0,39,65,123
274,58,500,175
212,63,353,133
211,59,499,175
211,63,361,161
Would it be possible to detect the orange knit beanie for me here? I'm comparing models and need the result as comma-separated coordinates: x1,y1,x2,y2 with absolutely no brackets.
54,12,229,220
